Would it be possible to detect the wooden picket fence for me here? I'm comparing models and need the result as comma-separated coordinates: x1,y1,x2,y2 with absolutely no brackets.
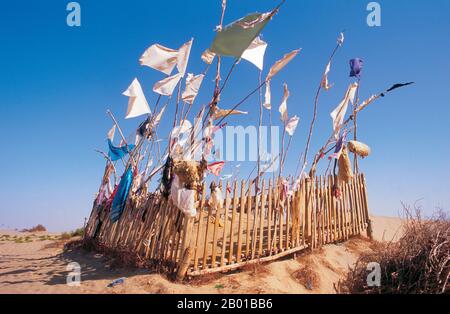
85,173,372,280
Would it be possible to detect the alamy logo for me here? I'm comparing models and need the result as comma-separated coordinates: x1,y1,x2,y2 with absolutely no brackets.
367,2,381,27
170,120,281,173
366,262,381,287
66,262,81,286
66,2,81,27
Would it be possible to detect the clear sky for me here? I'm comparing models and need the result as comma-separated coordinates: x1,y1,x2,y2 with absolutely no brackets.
0,0,449,232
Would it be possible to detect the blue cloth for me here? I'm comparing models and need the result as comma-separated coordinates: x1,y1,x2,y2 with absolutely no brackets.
107,139,135,161
349,58,363,78
111,167,133,222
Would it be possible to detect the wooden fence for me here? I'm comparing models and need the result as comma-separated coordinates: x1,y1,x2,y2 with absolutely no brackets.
85,173,372,280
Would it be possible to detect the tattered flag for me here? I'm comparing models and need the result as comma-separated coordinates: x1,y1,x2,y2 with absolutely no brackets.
123,78,151,119
285,115,300,136
140,44,179,75
208,161,225,176
330,82,358,138
241,36,268,70
349,58,363,78
153,73,183,96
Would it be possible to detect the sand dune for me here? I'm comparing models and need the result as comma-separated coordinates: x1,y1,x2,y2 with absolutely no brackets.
0,215,403,294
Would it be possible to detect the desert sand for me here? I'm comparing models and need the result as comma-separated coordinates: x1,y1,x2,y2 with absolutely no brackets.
0,215,404,294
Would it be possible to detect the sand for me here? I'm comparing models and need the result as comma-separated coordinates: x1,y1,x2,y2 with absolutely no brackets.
0,215,403,294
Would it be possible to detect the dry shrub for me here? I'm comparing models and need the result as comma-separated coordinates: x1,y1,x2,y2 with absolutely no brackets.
338,205,449,294
292,265,320,290
21,224,46,232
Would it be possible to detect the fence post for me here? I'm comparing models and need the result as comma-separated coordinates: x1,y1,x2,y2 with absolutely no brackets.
361,174,373,240
305,178,313,250
176,215,194,281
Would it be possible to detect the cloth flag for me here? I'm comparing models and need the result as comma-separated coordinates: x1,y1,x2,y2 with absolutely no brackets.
182,73,205,104
108,139,135,162
140,44,179,75
279,83,289,122
208,161,225,176
337,32,345,46
321,61,333,90
170,175,196,217
241,36,268,70
201,49,216,64
266,49,301,81
111,167,133,222
330,82,358,138
123,78,151,119
263,81,271,109
107,125,116,141
285,115,299,136
349,58,363,78
177,39,193,76
214,108,248,120
329,129,348,160
386,82,415,93
264,49,300,111
153,73,183,96
211,11,275,58
153,104,166,126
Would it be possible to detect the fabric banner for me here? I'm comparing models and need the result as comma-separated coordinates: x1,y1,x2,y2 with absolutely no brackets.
241,36,268,70
111,167,133,222
177,39,193,77
123,78,151,119
285,115,299,136
140,44,179,75
211,11,273,58
266,49,301,81
330,82,358,138
153,73,182,96
107,125,116,141
279,83,289,122
182,73,204,104
321,61,333,90
201,49,216,64
108,139,135,162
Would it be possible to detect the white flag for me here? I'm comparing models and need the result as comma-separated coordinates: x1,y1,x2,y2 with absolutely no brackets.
123,78,151,119
321,61,333,90
337,32,345,46
182,73,204,104
153,73,182,96
279,83,289,122
285,115,299,136
107,125,116,141
201,49,216,65
139,44,178,75
177,39,193,77
330,82,358,138
153,104,166,127
263,81,271,110
267,49,301,81
241,36,268,70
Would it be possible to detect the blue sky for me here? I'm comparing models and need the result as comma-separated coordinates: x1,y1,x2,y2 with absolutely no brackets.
0,0,449,231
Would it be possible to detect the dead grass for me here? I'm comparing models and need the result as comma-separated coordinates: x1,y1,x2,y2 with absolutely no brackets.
292,264,320,291
338,205,450,294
